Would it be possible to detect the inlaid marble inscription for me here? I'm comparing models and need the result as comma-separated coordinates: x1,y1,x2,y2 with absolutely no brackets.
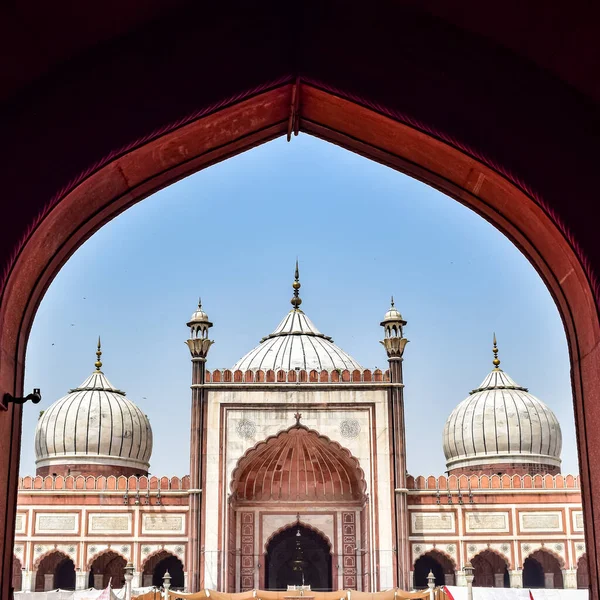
412,513,454,533
36,514,77,532
143,515,184,532
466,512,508,532
90,514,130,532
520,512,561,531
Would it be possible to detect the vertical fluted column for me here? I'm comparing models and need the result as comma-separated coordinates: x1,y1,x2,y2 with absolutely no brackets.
186,309,214,593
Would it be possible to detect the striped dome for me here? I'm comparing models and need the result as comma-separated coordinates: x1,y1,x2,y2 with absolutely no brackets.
35,369,153,475
232,308,362,372
443,367,562,474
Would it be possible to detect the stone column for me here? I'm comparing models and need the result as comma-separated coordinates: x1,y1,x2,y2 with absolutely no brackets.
76,570,89,590
509,570,523,588
44,573,54,591
94,573,104,589
445,573,455,586
22,570,35,592
544,572,555,589
494,573,505,588
563,569,578,589
132,571,141,589
455,570,467,587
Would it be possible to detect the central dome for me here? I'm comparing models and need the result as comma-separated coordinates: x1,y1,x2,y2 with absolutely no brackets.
233,308,362,372
232,262,362,372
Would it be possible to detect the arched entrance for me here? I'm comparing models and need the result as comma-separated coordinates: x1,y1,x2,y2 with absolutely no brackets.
1,23,600,595
523,550,564,589
578,554,590,589
229,423,366,592
35,551,75,591
12,556,22,592
142,551,185,589
88,551,126,589
265,524,332,591
413,551,455,588
472,550,509,588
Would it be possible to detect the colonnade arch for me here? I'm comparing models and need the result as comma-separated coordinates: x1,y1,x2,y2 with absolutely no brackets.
35,551,75,592
413,551,455,588
472,550,509,588
142,551,185,589
88,550,127,589
578,554,590,589
12,556,22,592
523,549,564,589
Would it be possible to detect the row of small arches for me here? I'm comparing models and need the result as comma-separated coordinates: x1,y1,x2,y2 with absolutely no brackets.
18,475,190,491
206,369,391,383
408,473,580,490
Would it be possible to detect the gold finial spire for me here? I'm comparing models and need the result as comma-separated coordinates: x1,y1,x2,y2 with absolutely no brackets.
492,333,501,369
95,336,103,371
291,259,302,309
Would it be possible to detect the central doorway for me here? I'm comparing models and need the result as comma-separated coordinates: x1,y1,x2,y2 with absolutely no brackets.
265,525,332,591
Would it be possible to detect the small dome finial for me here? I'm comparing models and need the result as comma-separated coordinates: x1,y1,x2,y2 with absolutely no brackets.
95,336,103,371
492,333,501,369
291,259,302,309
391,295,395,307
198,297,202,309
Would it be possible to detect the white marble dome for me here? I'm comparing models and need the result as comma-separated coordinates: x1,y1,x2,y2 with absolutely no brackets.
233,308,362,372
443,366,562,473
35,366,153,475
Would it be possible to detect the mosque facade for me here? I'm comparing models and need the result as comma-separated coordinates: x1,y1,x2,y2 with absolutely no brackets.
11,268,588,594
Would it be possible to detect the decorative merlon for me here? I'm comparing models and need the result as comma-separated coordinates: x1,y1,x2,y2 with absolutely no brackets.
205,368,390,383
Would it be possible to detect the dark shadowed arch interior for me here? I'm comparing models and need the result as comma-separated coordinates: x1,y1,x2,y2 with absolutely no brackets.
88,551,126,589
143,552,184,589
266,525,332,591
413,552,455,588
35,552,75,591
12,556,22,592
578,554,590,590
472,550,509,588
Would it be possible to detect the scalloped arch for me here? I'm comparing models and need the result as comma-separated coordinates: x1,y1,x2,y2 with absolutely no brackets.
230,423,366,502
264,521,333,554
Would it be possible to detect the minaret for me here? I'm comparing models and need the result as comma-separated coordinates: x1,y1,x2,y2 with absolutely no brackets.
380,297,410,590
186,300,214,592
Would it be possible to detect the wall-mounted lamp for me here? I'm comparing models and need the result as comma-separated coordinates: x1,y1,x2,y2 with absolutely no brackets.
2,388,41,409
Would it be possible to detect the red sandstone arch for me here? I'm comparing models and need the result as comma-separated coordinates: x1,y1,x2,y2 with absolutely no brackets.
0,19,600,597
88,550,127,589
472,549,509,588
34,550,75,592
578,554,590,589
264,521,333,554
231,423,366,502
12,556,22,592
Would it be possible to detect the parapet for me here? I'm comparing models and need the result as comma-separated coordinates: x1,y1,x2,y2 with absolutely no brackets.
205,368,391,383
407,473,580,490
18,474,190,491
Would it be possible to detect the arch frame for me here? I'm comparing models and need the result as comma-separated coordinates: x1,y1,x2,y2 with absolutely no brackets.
416,548,457,572
0,81,599,595
87,548,128,571
263,521,334,555
471,547,512,571
141,548,184,573
34,549,74,571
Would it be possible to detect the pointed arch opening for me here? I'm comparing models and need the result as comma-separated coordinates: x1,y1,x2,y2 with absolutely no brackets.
35,551,75,592
523,549,564,589
472,550,509,588
88,550,127,589
142,551,184,589
265,524,332,591
413,550,456,588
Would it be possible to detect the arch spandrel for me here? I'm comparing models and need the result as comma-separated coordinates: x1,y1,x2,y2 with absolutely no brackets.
230,423,367,503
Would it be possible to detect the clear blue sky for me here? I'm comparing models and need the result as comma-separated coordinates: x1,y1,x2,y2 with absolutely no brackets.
22,135,577,477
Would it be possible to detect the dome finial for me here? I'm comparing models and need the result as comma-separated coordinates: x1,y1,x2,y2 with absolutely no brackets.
198,297,202,309
95,336,103,371
291,258,302,309
391,295,395,307
492,333,501,369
